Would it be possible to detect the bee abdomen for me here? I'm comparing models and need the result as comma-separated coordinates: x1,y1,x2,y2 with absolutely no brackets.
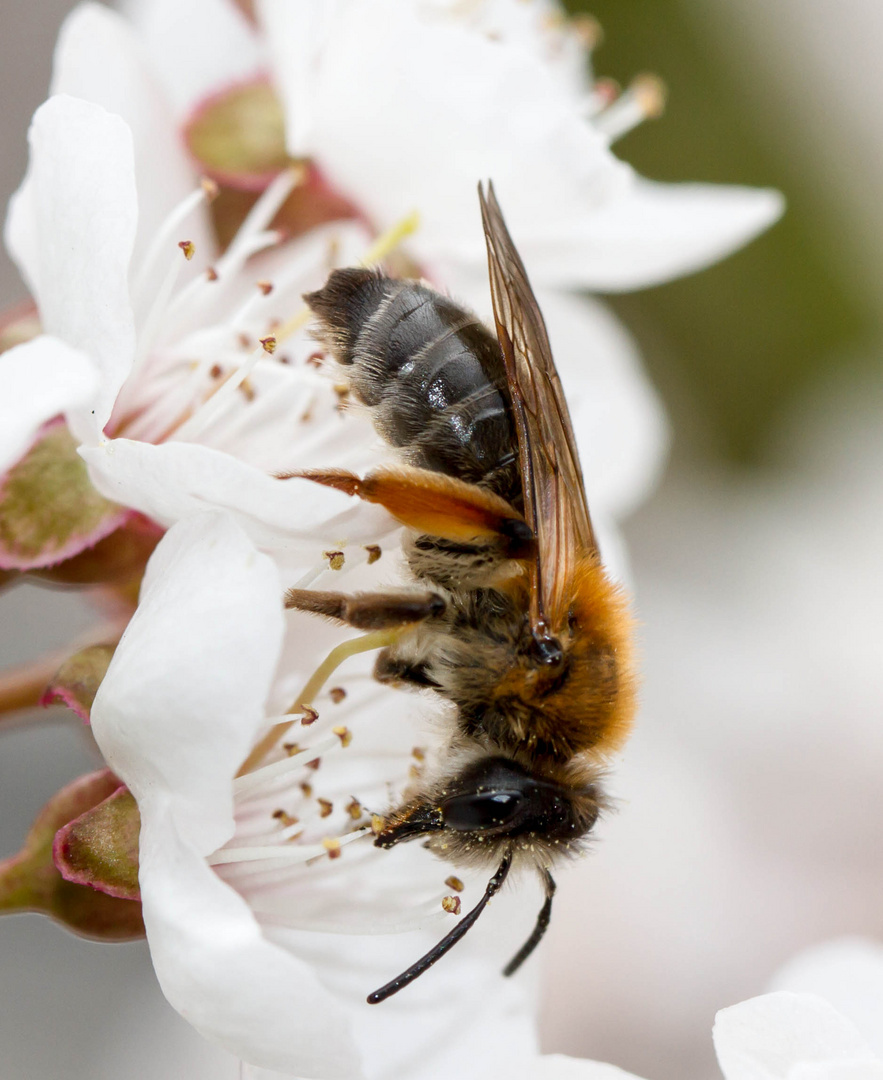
305,269,519,496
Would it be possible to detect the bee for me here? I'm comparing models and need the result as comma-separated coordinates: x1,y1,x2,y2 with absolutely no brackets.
284,183,636,1003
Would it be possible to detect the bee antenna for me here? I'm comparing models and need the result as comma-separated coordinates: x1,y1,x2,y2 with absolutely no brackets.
502,867,556,977
367,850,514,1004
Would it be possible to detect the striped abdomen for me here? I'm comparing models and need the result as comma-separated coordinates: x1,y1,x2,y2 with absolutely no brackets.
304,269,520,505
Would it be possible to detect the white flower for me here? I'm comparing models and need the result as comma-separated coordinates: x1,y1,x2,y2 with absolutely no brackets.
0,89,392,557
125,0,784,290
714,992,883,1080
91,509,655,1079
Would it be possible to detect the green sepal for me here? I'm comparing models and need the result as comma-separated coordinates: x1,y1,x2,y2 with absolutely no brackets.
53,784,141,901
0,770,143,941
41,644,116,722
0,421,128,570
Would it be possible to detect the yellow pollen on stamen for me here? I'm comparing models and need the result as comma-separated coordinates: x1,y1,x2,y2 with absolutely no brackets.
322,837,342,859
412,746,426,761
345,798,362,820
364,544,382,564
283,742,302,755
206,265,219,281
200,177,219,202
300,706,319,726
371,814,385,835
324,550,345,570
632,72,667,119
300,782,314,799
332,725,352,748
260,335,277,354
329,687,347,704
272,809,299,827
571,13,603,49
257,280,273,296
317,798,334,818
178,240,195,261
445,876,465,892
441,896,461,915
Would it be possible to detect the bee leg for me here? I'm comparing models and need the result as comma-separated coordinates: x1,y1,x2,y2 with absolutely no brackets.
277,465,533,557
373,649,440,689
284,588,445,630
502,867,556,977
367,850,514,1004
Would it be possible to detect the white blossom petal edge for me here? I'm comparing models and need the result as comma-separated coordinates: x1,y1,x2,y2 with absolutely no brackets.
713,992,883,1080
91,511,360,1078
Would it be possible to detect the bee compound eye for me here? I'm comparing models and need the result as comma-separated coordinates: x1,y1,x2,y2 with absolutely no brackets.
441,791,525,832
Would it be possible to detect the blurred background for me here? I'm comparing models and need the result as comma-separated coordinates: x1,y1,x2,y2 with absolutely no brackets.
1,2,881,1078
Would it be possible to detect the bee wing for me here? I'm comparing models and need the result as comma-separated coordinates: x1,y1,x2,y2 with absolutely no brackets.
479,182,597,636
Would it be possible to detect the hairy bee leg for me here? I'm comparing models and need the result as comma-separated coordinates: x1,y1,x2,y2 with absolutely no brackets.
373,650,440,689
284,588,446,630
367,851,514,1004
502,868,556,978
277,465,533,556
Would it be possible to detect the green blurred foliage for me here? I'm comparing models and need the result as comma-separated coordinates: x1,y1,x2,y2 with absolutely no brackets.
566,0,876,463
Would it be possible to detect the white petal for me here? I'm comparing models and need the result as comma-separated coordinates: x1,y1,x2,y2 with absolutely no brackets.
91,511,284,851
713,993,877,1080
51,3,214,270
771,939,883,1057
791,1065,883,1080
4,94,137,432
139,807,359,1078
298,0,629,271
529,178,785,292
257,0,345,154
512,1056,650,1080
0,335,99,469
79,438,397,548
118,0,263,119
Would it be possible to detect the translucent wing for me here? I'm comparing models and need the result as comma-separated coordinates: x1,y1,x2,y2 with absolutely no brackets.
479,182,597,638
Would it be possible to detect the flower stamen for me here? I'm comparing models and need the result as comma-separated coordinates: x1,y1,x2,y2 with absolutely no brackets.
593,74,667,141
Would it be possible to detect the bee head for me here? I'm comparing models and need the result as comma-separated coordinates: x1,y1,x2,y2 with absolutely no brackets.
373,756,602,863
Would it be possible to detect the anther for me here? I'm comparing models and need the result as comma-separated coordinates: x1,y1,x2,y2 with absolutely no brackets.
283,742,302,755
206,266,219,281
317,798,333,818
178,240,195,261
209,364,223,379
371,814,385,835
441,896,462,915
571,13,602,49
257,280,273,296
300,706,319,726
329,687,346,704
272,809,299,827
260,335,277,354
593,73,667,141
300,782,313,799
305,758,321,771
412,747,426,762
445,876,464,892
200,177,219,202
332,726,352,748
364,545,382,564
322,837,342,859
346,798,362,820
324,551,345,570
